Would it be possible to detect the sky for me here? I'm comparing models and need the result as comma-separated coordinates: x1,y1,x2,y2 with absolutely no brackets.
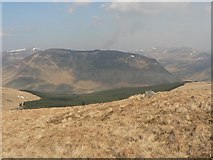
1,2,211,52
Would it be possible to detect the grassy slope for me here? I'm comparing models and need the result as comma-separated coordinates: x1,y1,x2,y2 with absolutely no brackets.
22,82,184,109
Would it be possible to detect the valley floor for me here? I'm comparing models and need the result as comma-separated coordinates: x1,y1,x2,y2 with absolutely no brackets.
2,82,212,158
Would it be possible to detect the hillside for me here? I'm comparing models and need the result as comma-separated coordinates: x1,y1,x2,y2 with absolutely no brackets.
3,49,180,93
2,82,211,158
2,87,40,111
135,47,211,81
1,48,40,66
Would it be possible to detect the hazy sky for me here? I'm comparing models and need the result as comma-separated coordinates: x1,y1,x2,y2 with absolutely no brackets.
2,2,211,51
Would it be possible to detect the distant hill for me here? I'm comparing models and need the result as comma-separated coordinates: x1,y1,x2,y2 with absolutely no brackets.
1,48,41,84
135,47,211,81
2,48,180,93
1,47,41,66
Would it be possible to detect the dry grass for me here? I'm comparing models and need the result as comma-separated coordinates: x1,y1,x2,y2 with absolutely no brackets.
2,87,40,111
2,82,211,158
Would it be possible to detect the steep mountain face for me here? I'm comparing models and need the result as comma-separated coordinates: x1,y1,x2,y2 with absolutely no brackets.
2,48,41,66
2,48,41,83
3,49,180,93
135,47,211,81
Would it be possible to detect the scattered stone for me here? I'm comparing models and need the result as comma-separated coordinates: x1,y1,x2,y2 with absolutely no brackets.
145,90,156,97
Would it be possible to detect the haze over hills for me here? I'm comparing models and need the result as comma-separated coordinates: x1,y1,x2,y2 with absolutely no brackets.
1,48,41,78
1,47,41,66
2,2,211,158
2,48,180,93
134,47,211,81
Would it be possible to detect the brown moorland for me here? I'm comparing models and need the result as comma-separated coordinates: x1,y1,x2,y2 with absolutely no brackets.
2,82,211,158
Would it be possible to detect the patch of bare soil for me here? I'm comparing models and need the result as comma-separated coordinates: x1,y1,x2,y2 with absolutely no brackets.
2,82,211,158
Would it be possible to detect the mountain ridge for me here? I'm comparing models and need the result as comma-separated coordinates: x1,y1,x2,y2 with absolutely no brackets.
3,48,180,93
134,47,211,81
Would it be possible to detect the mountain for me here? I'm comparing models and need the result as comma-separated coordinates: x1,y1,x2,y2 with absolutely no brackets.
2,47,41,85
1,48,41,66
2,48,180,93
134,47,211,81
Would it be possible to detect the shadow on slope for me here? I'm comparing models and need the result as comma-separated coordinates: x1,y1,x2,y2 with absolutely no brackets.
21,82,184,109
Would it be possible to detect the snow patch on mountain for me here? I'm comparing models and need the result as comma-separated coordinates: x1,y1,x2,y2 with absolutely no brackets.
7,48,26,53
32,48,39,51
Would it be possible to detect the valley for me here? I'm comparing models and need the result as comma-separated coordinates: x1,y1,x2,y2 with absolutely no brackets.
21,82,183,109
1,47,211,158
2,2,211,158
